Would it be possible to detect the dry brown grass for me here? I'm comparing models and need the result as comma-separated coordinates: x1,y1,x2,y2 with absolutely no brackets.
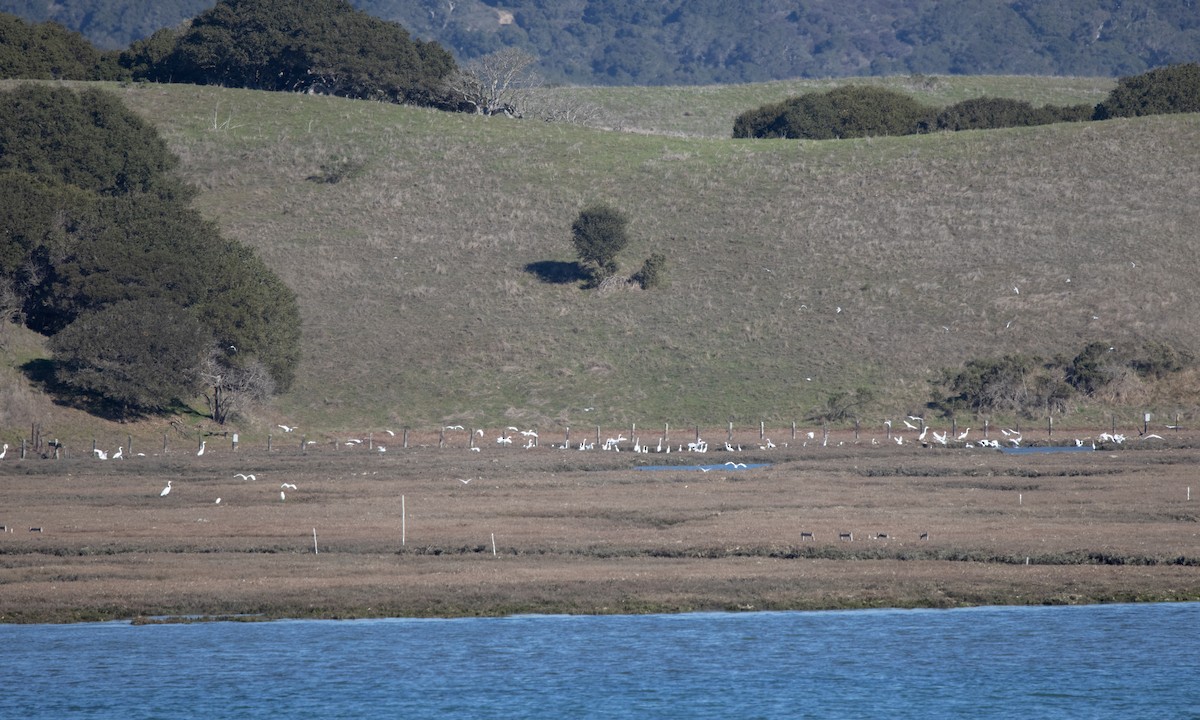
2,433,1198,622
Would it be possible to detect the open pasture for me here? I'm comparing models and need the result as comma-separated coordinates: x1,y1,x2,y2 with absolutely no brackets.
2,428,1197,622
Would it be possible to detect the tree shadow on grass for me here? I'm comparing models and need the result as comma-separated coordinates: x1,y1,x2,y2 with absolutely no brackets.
20,358,144,422
524,260,589,285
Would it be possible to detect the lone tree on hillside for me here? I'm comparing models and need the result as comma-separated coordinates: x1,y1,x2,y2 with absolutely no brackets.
570,204,630,282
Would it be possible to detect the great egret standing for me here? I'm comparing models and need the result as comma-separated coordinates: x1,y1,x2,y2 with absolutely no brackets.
0,443,7,459
160,481,172,497
197,441,206,456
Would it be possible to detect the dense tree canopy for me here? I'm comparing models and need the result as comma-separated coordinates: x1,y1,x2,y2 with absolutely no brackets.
1094,63,1200,119
0,84,300,418
0,12,120,80
0,83,185,198
135,0,456,105
50,298,210,416
571,204,630,280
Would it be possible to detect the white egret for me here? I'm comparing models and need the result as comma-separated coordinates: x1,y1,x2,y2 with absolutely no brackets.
160,480,172,497
0,443,7,459
112,446,123,460
197,441,206,456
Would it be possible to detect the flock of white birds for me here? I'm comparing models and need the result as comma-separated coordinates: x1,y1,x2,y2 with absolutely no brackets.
0,416,1171,505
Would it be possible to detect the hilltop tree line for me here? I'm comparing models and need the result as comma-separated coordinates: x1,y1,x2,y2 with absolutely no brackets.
5,0,1200,86
0,83,300,421
0,1,457,107
733,64,1200,140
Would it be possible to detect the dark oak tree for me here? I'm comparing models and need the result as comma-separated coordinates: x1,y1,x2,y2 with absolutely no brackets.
0,83,301,420
571,204,630,281
140,0,456,105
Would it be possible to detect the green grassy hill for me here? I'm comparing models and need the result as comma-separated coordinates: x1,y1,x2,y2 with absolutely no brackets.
7,76,1200,435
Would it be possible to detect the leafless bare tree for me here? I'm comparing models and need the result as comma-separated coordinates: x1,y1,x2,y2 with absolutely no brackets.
443,48,540,117
201,348,276,424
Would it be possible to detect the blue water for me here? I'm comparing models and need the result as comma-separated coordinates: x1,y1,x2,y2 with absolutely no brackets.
3,603,1197,719
1000,445,1095,454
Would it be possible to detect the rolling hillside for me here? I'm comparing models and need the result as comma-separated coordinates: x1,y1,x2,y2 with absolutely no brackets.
6,76,1200,434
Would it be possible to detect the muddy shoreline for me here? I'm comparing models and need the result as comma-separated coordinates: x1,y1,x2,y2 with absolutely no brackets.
2,433,1198,623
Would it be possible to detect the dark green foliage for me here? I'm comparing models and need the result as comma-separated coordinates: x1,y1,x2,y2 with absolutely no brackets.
633,252,667,290
197,241,301,392
0,84,185,198
1094,63,1200,119
932,341,1193,417
0,1,210,51
936,97,1039,131
933,354,1043,416
935,97,1095,131
140,0,456,105
49,298,210,416
118,26,181,79
570,204,630,280
1065,342,1111,395
0,12,121,80
733,87,934,140
0,83,301,416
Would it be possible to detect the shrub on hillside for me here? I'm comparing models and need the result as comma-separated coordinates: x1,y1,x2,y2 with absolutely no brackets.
733,86,934,139
935,97,1093,131
571,204,630,283
1094,63,1200,119
931,341,1194,417
633,252,667,290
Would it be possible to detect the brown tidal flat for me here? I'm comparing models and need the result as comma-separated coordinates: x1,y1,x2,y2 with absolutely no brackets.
1,431,1198,623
